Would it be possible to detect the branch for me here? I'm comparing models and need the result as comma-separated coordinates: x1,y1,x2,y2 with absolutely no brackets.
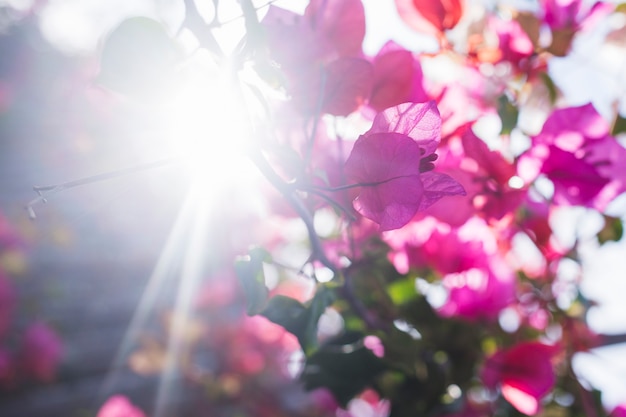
181,0,224,58
249,150,337,274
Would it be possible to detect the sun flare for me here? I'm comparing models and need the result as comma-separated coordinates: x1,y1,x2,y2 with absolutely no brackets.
165,56,254,185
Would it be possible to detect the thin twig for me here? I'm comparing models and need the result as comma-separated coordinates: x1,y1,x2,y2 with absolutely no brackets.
26,157,178,219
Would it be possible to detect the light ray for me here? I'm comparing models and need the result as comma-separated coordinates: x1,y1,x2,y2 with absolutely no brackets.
154,179,215,417
98,186,197,400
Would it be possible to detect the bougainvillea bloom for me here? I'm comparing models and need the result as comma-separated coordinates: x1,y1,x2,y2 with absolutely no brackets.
395,0,464,36
262,0,371,116
0,273,15,339
386,216,493,275
0,348,14,388
426,127,526,226
481,342,557,415
540,0,610,31
518,103,626,210
97,395,146,417
19,322,63,382
337,389,391,417
345,102,465,230
439,258,515,321
368,41,428,112
611,404,626,417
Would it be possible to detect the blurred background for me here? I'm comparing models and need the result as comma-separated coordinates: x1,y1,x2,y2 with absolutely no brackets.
0,0,625,416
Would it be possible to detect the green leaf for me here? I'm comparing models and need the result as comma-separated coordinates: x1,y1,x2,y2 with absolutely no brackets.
387,278,418,305
497,95,519,135
261,284,336,354
540,72,559,104
261,295,307,334
234,248,271,315
597,215,623,244
98,17,183,98
301,331,388,407
611,113,626,136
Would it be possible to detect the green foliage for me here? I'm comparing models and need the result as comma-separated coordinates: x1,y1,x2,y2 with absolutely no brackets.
235,247,271,315
597,215,623,244
262,284,336,354
497,94,519,135
386,277,419,305
300,331,388,407
612,113,626,136
540,72,559,105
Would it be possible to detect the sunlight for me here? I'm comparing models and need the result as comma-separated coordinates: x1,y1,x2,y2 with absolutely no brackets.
98,189,196,399
155,179,214,417
98,15,265,406
164,52,253,186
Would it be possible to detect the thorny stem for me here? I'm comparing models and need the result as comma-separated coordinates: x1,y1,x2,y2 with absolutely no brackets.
25,157,178,219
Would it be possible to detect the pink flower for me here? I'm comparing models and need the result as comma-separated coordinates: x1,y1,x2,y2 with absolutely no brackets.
262,1,371,116
345,102,465,231
0,272,15,339
368,41,428,112
337,389,390,417
386,217,489,275
611,404,626,417
439,259,515,321
540,0,611,32
0,212,24,250
97,395,146,417
395,0,464,36
489,15,534,66
481,342,557,415
518,104,626,211
426,127,526,226
19,322,63,383
0,347,15,388
386,217,515,320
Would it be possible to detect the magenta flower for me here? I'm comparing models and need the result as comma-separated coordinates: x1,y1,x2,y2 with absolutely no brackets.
368,41,428,112
97,395,146,417
439,258,515,321
19,322,63,383
386,216,515,320
611,404,626,417
0,273,15,340
481,342,557,415
518,103,626,210
262,0,372,116
489,15,534,66
345,102,465,230
395,0,464,36
425,127,526,226
385,216,490,275
337,389,390,417
0,347,14,388
540,0,611,32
